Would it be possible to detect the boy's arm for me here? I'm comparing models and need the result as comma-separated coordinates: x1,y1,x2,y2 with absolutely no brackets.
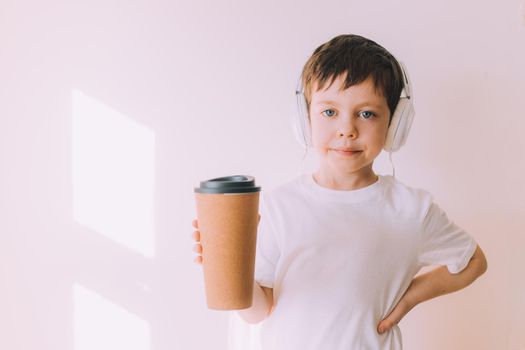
236,281,274,324
377,244,487,334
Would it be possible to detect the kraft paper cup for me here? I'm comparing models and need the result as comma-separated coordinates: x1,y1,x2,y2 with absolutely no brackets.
194,175,261,310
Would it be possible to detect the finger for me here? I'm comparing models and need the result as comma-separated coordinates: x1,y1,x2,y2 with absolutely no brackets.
378,314,398,334
194,255,202,265
193,243,202,254
377,306,405,334
377,320,394,334
258,214,261,223
192,230,201,242
192,219,199,229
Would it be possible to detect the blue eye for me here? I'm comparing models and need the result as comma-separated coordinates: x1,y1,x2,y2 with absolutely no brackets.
359,111,375,119
322,109,336,117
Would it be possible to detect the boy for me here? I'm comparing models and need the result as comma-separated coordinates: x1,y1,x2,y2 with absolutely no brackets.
192,34,487,349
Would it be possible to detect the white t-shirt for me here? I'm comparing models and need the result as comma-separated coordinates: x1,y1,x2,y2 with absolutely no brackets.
254,173,478,350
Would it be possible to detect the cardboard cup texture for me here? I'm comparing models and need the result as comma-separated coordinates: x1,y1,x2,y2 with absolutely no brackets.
195,191,260,310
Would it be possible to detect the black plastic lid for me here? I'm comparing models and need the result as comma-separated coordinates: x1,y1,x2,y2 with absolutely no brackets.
194,175,261,194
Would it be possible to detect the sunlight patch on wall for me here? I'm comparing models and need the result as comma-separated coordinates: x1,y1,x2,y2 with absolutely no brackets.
228,312,262,350
73,284,151,350
72,89,155,257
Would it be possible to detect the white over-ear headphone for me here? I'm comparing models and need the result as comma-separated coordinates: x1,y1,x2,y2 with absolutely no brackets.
292,60,415,152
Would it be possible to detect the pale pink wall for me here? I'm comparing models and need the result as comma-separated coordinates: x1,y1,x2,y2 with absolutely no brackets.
1,0,524,349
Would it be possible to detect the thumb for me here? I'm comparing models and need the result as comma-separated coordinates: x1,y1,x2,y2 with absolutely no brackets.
377,302,408,334
377,318,397,335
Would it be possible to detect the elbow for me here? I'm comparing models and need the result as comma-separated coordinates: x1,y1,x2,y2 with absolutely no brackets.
236,310,268,325
474,246,488,276
479,255,488,275
243,317,264,325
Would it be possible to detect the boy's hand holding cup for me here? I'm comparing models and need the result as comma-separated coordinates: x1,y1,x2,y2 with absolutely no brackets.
193,175,261,310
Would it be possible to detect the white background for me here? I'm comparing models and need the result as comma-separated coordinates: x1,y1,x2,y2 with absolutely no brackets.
1,0,524,349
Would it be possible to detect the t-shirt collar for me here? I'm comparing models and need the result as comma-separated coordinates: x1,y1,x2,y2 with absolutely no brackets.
300,172,385,203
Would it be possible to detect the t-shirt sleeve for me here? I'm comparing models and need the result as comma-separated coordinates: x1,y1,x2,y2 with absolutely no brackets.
254,193,280,288
418,200,478,274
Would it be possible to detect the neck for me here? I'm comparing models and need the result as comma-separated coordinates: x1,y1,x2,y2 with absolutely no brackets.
313,165,378,191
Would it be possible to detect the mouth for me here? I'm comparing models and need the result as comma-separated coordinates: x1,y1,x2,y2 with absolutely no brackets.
331,148,362,156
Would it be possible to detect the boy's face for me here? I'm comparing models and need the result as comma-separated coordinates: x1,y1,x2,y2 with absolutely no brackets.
308,74,391,180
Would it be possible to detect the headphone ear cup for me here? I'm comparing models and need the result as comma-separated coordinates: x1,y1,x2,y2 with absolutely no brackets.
384,97,415,152
292,91,312,148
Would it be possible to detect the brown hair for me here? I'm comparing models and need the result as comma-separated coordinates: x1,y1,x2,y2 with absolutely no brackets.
300,34,405,124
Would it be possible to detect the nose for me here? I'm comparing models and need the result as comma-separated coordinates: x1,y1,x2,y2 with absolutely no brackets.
338,122,358,140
